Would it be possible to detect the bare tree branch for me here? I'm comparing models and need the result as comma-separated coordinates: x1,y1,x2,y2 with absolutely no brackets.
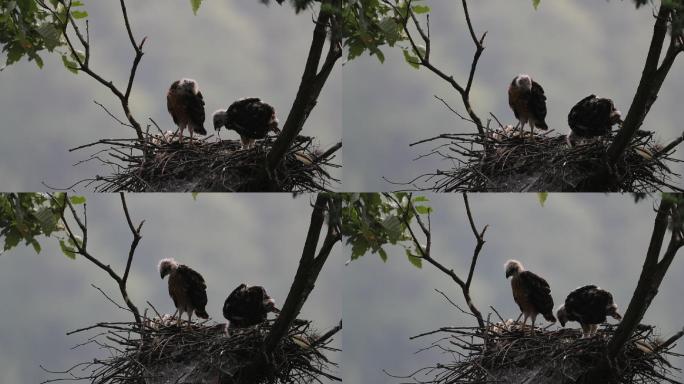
38,0,146,142
607,4,683,165
52,193,143,326
264,194,341,354
605,195,684,360
383,192,487,329
266,0,343,175
386,0,487,140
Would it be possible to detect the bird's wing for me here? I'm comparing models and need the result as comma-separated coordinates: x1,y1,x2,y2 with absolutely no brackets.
520,271,554,314
223,284,247,319
529,81,548,121
177,265,208,310
185,90,206,129
166,89,181,125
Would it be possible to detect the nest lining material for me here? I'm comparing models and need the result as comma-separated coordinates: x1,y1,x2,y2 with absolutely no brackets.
410,129,681,192
73,132,340,192
405,321,680,384
52,316,339,384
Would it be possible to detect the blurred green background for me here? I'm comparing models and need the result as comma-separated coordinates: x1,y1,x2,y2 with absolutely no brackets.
0,1,341,190
0,193,342,382
343,0,684,190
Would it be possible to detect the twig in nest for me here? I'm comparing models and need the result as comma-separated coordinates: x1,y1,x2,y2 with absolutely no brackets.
65,133,340,192
43,314,341,384
406,130,683,192
394,315,681,384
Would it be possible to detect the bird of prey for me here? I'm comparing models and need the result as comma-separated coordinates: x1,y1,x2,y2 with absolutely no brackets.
508,74,549,137
223,283,279,328
167,78,207,143
557,285,622,338
158,258,209,326
213,98,280,149
505,259,556,334
567,95,622,146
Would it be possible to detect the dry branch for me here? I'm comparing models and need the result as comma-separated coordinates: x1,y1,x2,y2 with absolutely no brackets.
383,193,487,329
53,193,143,325
265,194,342,354
266,0,342,174
607,3,684,165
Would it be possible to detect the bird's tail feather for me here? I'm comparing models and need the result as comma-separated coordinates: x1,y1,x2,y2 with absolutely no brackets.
536,120,549,130
543,312,557,322
196,308,209,319
192,123,207,136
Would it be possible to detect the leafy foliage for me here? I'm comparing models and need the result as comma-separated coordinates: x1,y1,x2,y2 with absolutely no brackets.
0,193,84,258
0,0,88,70
341,193,431,267
190,0,203,15
343,0,430,65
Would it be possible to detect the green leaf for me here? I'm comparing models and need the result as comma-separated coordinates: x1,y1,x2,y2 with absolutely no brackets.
59,239,76,259
34,207,57,235
61,54,79,74
406,249,422,268
381,215,403,243
69,195,86,205
192,192,199,201
412,5,430,14
402,48,420,69
415,205,432,215
70,10,88,19
351,237,369,260
532,0,541,10
378,247,388,262
190,0,203,15
537,192,548,207
30,238,41,254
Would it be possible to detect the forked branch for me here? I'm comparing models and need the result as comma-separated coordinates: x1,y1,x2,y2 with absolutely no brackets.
267,0,343,173
264,193,342,354
52,192,144,325
605,195,684,360
607,4,684,165
37,0,146,141
385,0,487,138
383,192,487,329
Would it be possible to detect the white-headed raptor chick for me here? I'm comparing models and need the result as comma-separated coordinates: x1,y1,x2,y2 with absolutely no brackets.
158,258,209,327
505,259,556,334
167,78,207,143
508,74,549,137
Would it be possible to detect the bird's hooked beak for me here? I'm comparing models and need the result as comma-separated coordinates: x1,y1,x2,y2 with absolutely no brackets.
505,270,513,279
160,270,168,279
609,305,622,320
263,297,276,312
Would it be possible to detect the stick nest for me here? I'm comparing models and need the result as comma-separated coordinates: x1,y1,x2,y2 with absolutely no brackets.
409,129,682,192
72,133,340,192
46,316,340,384
400,321,681,384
